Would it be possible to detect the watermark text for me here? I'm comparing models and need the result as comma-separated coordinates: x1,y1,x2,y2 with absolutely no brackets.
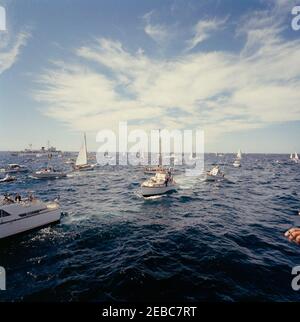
0,6,6,31
291,6,300,31
0,266,6,291
291,266,300,291
96,122,205,176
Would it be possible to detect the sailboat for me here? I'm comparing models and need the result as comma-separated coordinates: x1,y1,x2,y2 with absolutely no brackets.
141,130,177,196
144,130,173,174
73,133,95,171
290,152,299,163
233,149,242,168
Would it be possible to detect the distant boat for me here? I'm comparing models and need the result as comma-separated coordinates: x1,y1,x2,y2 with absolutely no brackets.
0,164,28,174
32,167,67,180
206,165,226,181
233,149,242,168
73,133,95,171
18,143,62,158
0,175,16,183
290,152,299,163
64,158,75,165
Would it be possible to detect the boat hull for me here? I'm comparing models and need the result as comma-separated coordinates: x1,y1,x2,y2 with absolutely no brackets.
141,184,177,197
33,172,66,179
206,174,225,182
4,169,28,174
0,209,61,239
0,178,16,183
74,164,95,171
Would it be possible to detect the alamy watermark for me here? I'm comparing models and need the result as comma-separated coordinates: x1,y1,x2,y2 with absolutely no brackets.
0,266,6,291
0,6,6,31
96,122,204,176
291,266,300,291
291,6,300,31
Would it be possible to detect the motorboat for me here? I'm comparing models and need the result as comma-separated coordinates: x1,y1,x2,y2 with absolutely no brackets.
0,196,61,239
141,170,177,197
206,166,226,181
73,133,96,171
0,164,28,174
0,175,16,183
64,158,75,165
32,167,67,179
233,149,242,168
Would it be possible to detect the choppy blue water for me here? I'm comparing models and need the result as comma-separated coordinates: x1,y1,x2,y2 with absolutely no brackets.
0,152,299,302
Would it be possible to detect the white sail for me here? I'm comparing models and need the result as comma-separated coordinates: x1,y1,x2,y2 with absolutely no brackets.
76,133,88,166
237,149,242,159
290,153,293,159
295,152,299,160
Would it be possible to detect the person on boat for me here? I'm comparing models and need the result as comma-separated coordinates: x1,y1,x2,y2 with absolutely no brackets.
209,165,219,176
165,174,169,187
285,228,300,245
28,193,34,202
15,193,21,203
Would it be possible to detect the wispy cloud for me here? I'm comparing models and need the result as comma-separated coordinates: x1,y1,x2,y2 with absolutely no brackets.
142,10,171,45
186,17,228,51
0,31,30,74
33,2,300,142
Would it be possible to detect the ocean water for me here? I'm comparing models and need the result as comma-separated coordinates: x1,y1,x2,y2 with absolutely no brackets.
0,152,299,302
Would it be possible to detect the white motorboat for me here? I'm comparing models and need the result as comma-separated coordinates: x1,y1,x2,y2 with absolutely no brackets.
0,175,16,183
141,171,177,197
0,197,61,239
73,133,95,171
32,167,67,179
206,166,225,181
0,164,28,174
64,158,75,165
233,149,242,168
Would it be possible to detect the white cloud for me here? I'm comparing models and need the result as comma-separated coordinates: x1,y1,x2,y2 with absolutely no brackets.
0,31,30,74
144,23,169,44
186,17,228,51
142,10,171,45
33,3,300,142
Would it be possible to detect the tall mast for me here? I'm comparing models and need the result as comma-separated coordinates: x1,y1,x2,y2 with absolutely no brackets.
84,132,87,155
159,129,162,166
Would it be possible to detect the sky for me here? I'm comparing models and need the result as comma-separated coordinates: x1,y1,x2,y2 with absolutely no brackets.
0,0,300,153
